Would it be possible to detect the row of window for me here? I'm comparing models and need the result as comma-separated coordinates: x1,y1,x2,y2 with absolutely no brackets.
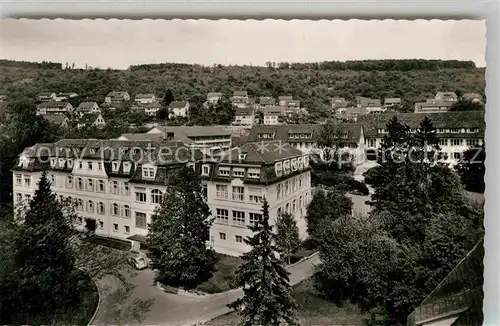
277,193,309,216
215,208,263,226
15,193,31,203
218,232,243,243
77,217,131,234
275,156,308,177
377,128,480,134
276,174,309,200
15,175,31,187
366,138,481,147
211,166,260,179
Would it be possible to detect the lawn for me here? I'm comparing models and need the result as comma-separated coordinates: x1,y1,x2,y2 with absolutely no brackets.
205,278,365,326
196,254,243,294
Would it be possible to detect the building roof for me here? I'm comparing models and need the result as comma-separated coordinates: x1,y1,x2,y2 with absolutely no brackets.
414,100,454,112
360,99,382,107
463,93,483,101
38,92,55,97
246,123,363,144
78,113,101,125
219,141,303,165
77,102,98,110
259,97,276,105
384,98,401,105
148,125,233,145
106,91,129,98
263,106,286,115
42,115,68,125
207,92,222,97
279,96,293,101
436,91,458,99
235,107,254,116
233,91,248,97
117,133,165,142
37,101,71,109
135,93,155,99
337,106,368,116
360,111,485,138
168,101,188,109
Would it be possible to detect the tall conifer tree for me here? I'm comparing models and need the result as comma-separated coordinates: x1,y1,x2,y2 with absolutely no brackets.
228,198,299,326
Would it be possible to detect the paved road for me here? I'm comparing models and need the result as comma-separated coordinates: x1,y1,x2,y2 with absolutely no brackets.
92,253,320,326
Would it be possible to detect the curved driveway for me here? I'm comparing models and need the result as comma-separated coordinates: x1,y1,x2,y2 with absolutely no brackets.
92,253,320,326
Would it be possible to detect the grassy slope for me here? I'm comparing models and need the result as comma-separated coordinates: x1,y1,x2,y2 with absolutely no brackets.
205,278,365,326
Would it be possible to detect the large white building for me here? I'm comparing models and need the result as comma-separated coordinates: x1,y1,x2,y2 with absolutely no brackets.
202,142,312,256
246,123,366,166
12,139,311,257
362,111,484,165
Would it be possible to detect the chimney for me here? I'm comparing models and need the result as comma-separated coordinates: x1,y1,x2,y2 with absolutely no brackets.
165,132,175,140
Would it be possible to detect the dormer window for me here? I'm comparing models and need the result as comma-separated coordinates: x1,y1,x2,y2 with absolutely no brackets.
233,168,245,178
78,161,83,169
248,168,260,179
297,157,304,169
202,164,210,176
50,158,56,168
123,162,131,173
58,158,65,166
238,153,247,161
142,166,155,179
219,167,230,177
303,155,309,167
112,162,119,172
67,159,73,168
283,160,290,174
89,148,96,154
88,162,93,170
275,162,283,177
291,158,297,171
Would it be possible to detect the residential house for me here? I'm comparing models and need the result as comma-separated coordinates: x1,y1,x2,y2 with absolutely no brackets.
207,92,223,104
37,92,57,102
54,92,79,102
414,100,454,113
435,91,458,102
463,93,483,103
246,123,366,166
233,107,255,126
360,99,385,114
77,113,106,129
168,101,190,118
203,142,312,256
278,96,294,106
105,91,130,103
134,94,156,104
263,106,286,125
76,102,101,115
384,98,401,108
355,96,370,106
335,106,368,122
41,115,70,127
231,91,250,108
259,97,276,108
131,102,162,116
361,111,485,165
36,101,74,115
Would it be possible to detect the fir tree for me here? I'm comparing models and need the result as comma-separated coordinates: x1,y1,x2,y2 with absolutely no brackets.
163,89,174,107
275,212,301,264
9,171,79,322
146,166,217,289
228,198,299,326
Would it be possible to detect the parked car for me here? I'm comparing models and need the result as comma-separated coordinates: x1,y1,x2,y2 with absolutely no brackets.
128,252,150,270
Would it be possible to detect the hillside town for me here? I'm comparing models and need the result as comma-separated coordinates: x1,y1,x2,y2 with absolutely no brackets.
0,19,488,326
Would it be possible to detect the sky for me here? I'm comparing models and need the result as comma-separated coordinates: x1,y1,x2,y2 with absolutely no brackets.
0,19,486,69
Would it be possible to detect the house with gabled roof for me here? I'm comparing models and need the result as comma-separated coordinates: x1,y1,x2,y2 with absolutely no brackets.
77,113,106,129
41,115,70,127
134,93,156,104
263,106,286,125
168,101,190,118
414,100,453,113
77,102,101,115
207,92,223,104
435,91,458,102
384,98,402,107
233,107,255,126
105,91,130,103
37,92,57,102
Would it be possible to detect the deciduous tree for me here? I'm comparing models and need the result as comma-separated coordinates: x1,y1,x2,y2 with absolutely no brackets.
146,166,217,289
275,212,300,264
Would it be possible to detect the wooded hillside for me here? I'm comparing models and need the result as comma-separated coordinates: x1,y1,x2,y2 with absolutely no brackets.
0,59,485,114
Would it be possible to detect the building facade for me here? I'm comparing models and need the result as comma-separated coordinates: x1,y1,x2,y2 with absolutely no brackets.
168,101,190,118
134,94,156,104
362,111,484,165
36,101,74,115
12,139,311,257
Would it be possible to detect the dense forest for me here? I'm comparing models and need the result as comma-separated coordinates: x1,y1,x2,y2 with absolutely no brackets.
0,59,485,115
